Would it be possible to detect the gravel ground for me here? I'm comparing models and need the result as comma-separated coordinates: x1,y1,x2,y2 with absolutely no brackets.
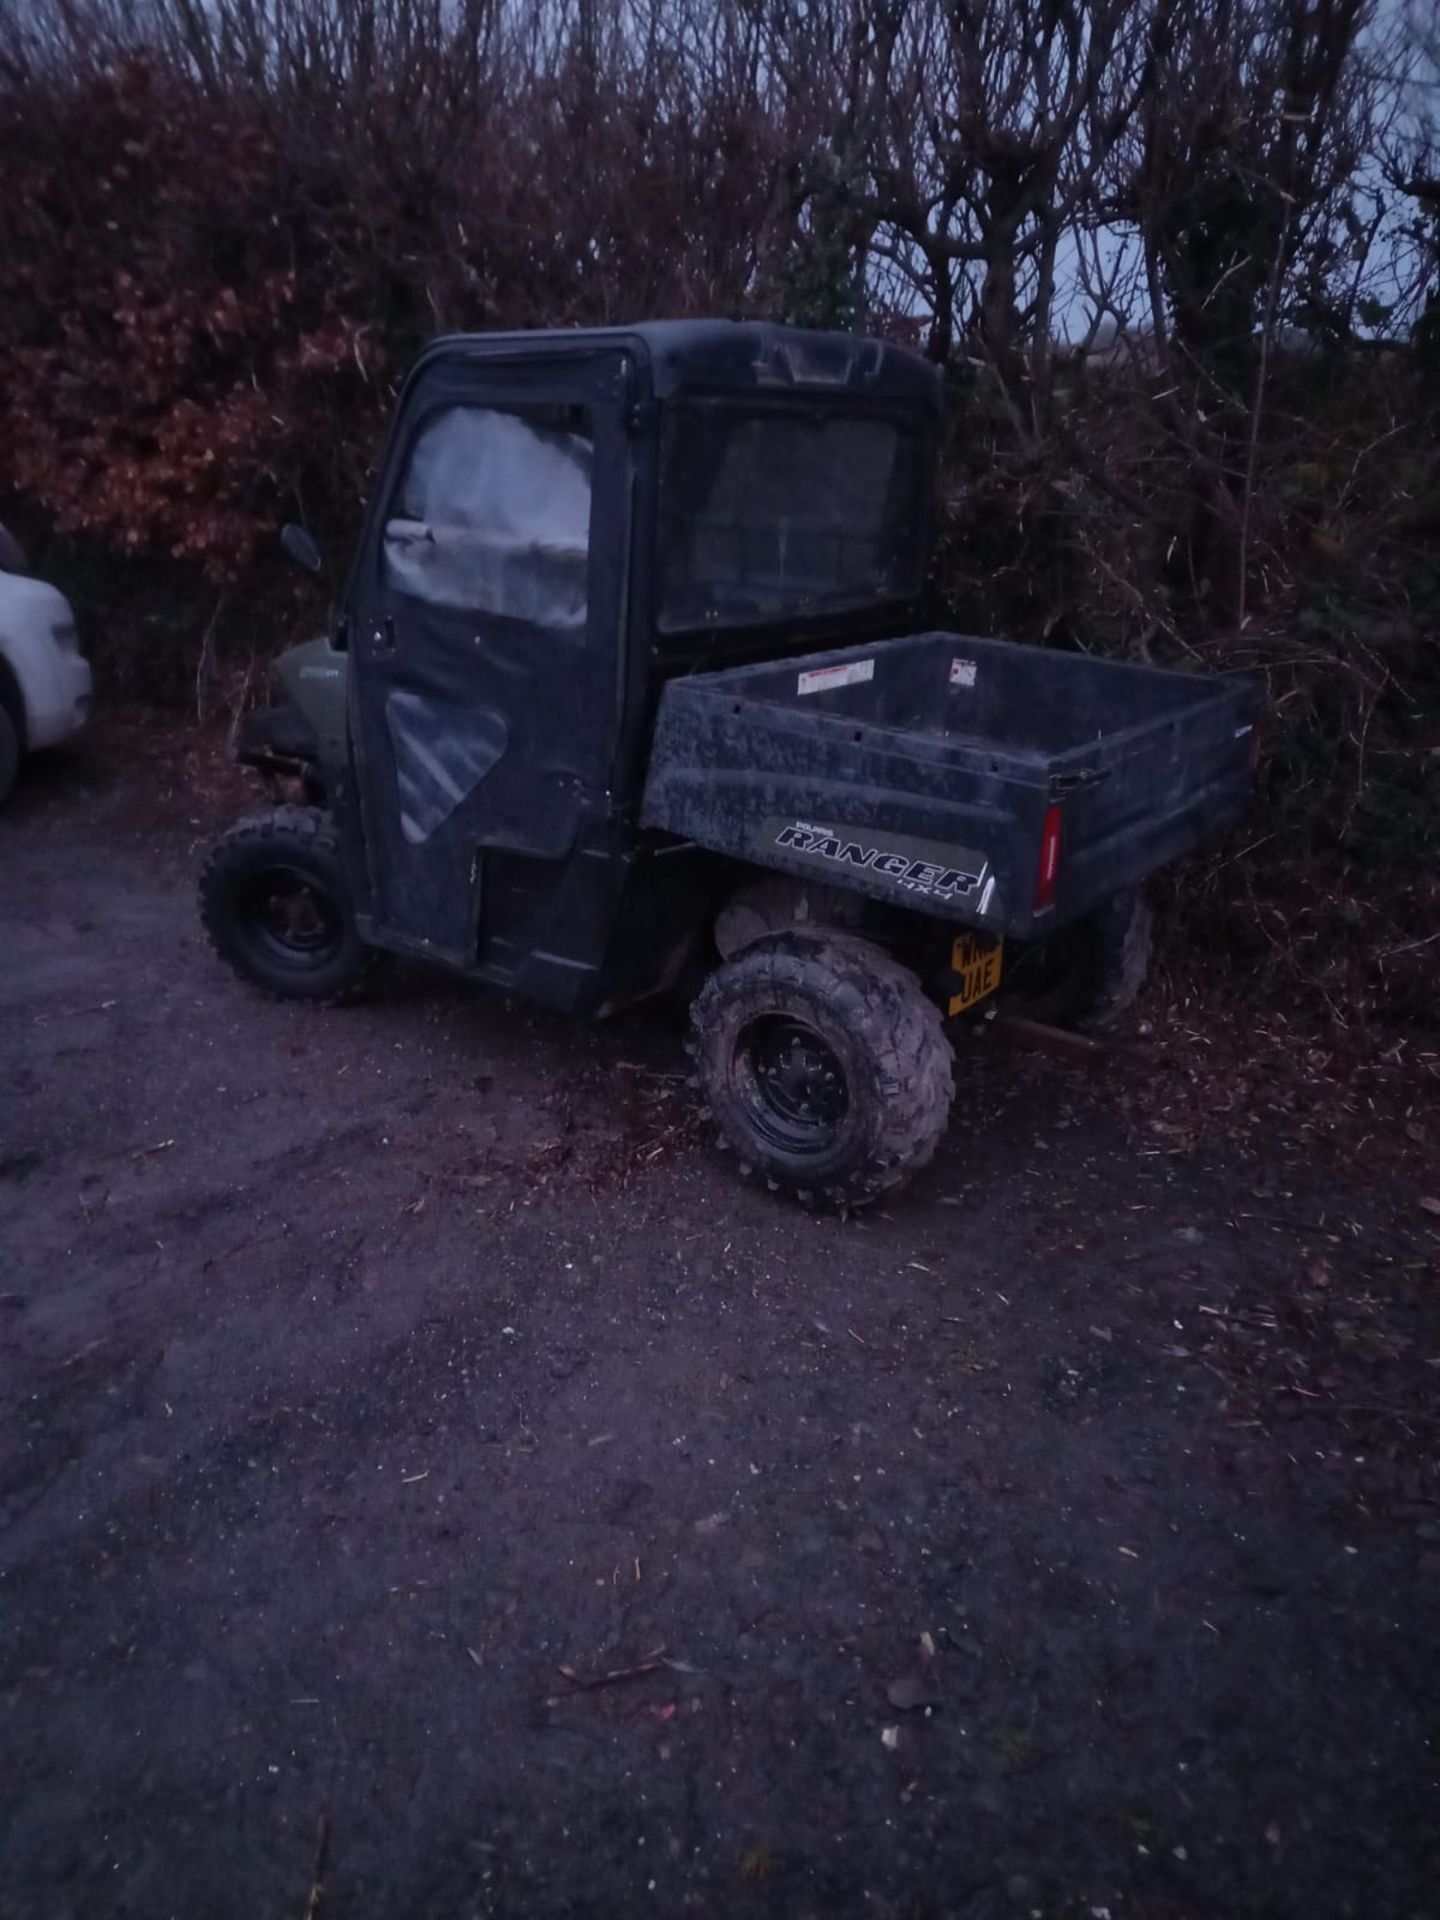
2,741,1437,1920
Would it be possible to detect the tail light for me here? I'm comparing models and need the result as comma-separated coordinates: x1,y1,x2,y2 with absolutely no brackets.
1034,803,1063,912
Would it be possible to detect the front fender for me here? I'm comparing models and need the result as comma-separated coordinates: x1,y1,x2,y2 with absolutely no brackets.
274,636,350,765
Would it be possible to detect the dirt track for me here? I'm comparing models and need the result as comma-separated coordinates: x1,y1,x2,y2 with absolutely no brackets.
2,740,1437,1920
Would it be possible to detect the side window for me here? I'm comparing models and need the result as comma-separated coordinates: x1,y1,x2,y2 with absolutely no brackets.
384,404,593,628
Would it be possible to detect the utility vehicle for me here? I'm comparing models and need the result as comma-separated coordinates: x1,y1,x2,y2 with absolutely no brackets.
200,321,1258,1206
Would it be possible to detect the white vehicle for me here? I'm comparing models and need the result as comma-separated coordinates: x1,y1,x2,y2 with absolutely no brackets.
0,534,92,803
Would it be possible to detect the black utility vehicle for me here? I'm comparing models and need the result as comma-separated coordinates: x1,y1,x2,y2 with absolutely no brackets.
201,321,1258,1205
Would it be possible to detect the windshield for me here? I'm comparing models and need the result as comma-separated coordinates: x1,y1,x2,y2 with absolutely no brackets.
657,405,928,632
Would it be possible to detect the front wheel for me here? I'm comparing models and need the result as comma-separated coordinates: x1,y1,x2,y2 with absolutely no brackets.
688,932,955,1209
199,805,372,1003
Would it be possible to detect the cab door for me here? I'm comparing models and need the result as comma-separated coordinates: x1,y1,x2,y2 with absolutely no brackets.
346,349,631,965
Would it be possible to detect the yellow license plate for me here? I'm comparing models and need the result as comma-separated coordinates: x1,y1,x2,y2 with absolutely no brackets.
947,931,1004,1016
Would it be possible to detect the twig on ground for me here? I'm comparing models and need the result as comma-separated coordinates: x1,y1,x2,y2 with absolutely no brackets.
551,1646,669,1699
302,1814,329,1920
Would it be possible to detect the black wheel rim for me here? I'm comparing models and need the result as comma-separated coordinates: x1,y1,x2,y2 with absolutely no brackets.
240,863,344,970
734,1015,850,1156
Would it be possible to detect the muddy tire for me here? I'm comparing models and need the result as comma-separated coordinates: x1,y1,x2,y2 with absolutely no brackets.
1082,889,1154,1029
200,805,372,1004
1004,889,1152,1032
0,703,18,806
688,931,954,1209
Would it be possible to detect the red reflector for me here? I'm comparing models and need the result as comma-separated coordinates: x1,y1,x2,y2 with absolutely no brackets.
1035,804,1063,911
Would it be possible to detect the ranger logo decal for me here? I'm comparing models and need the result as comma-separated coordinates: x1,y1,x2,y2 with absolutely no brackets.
770,820,989,901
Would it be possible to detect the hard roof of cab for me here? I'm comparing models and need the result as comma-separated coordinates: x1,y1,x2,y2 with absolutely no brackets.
418,319,941,406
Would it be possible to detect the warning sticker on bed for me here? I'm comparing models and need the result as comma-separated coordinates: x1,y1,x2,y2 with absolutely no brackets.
797,658,875,696
949,657,978,687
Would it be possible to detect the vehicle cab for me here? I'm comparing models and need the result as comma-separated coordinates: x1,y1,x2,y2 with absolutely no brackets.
257,322,943,1005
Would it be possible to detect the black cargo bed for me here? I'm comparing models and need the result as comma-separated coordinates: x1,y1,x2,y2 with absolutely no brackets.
641,630,1259,938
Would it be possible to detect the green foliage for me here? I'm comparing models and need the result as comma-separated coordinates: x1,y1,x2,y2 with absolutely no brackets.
777,186,864,331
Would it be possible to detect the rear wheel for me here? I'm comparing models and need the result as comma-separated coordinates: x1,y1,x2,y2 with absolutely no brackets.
1003,888,1152,1031
199,805,371,1003
689,932,954,1208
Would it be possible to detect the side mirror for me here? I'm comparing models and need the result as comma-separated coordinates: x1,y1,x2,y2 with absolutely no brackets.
280,523,323,575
